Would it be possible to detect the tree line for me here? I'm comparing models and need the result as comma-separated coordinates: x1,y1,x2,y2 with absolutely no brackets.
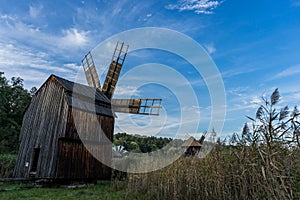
113,132,173,153
0,72,36,153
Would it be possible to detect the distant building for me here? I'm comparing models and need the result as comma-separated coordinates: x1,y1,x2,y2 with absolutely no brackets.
181,136,205,156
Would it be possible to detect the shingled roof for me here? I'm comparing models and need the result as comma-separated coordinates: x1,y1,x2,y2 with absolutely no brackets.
181,136,202,147
52,75,111,105
36,75,114,117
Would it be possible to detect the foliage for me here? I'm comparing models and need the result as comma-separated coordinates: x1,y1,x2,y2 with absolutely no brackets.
0,72,34,154
113,133,172,153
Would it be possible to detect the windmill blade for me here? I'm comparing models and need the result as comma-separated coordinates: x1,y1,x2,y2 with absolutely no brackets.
102,41,129,99
82,51,101,89
111,98,162,116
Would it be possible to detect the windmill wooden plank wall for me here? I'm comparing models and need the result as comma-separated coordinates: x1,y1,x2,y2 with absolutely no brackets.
14,75,114,180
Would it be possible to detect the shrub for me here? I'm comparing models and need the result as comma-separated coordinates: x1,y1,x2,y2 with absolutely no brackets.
0,154,17,178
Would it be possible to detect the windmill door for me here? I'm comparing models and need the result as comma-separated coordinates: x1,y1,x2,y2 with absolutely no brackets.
29,148,40,177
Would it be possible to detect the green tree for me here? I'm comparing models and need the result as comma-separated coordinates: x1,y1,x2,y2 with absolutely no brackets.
113,132,172,153
0,72,32,153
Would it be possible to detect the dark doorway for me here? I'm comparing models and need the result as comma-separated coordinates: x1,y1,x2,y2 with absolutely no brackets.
30,148,40,176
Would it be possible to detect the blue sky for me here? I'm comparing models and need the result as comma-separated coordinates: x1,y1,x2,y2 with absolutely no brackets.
0,0,300,139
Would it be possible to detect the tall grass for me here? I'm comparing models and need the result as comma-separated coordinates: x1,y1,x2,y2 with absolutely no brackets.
112,144,300,200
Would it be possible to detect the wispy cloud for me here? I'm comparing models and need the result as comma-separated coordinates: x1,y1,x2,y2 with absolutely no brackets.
225,85,300,116
204,43,216,54
0,41,79,88
225,86,264,113
114,108,202,139
189,65,260,88
0,14,91,52
0,42,78,74
138,13,153,22
0,14,16,20
271,64,300,80
29,4,43,18
221,66,260,78
114,85,140,96
166,0,223,14
0,13,91,88
275,85,300,106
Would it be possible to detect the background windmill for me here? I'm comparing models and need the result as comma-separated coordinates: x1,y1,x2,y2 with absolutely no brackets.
82,41,162,116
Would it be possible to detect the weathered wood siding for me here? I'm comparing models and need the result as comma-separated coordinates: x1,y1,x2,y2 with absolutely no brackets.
56,139,112,179
65,108,114,141
14,79,68,178
57,108,114,179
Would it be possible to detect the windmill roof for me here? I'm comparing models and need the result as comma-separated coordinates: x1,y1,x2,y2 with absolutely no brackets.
181,137,202,147
48,75,113,117
52,75,111,105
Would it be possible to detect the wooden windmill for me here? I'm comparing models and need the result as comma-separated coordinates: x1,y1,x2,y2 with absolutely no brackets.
82,41,162,116
13,42,161,181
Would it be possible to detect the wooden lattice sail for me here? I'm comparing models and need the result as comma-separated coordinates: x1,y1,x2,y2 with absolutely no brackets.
82,51,101,90
102,41,129,100
112,98,162,116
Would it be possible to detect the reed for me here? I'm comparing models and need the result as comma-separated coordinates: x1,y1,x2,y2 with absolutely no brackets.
112,143,300,200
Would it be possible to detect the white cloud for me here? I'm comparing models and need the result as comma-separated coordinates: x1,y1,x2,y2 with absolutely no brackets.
0,14,16,20
181,105,201,114
225,87,264,113
276,86,300,107
204,43,216,54
225,86,300,116
228,86,250,96
29,4,43,18
0,42,79,88
0,14,91,88
63,63,81,70
0,15,90,52
0,42,74,73
114,108,201,139
114,85,140,96
60,28,89,48
139,13,153,22
166,0,223,14
249,95,262,105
